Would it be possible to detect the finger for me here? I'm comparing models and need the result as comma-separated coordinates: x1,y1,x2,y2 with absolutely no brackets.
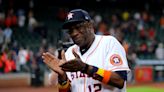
61,50,66,61
72,48,80,58
43,60,50,65
42,52,46,56
42,57,51,63
42,55,54,65
42,55,50,63
42,56,45,60
42,52,52,61
46,52,55,60
42,53,48,59
58,60,66,66
46,52,60,63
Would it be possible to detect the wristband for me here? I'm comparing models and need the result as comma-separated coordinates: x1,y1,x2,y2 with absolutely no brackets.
58,80,70,89
59,80,68,86
88,66,98,76
96,68,104,77
58,77,68,86
102,70,111,84
94,68,112,84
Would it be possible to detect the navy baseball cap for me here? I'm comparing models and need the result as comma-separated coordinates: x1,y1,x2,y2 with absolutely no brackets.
62,9,91,29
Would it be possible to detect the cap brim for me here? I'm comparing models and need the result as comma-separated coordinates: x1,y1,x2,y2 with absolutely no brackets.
62,20,85,29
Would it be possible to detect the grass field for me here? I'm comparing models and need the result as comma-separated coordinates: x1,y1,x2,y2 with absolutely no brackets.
127,86,164,92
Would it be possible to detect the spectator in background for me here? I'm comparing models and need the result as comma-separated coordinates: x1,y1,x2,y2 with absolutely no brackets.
17,46,29,72
93,14,102,27
34,24,48,39
134,12,141,21
148,27,156,40
139,28,147,41
138,42,148,58
36,47,45,71
56,8,67,21
28,10,38,32
0,11,5,26
115,27,124,43
108,27,116,37
5,8,17,27
41,39,48,50
17,9,26,28
0,52,4,73
141,11,149,23
61,29,73,43
11,49,17,71
0,48,16,73
127,45,137,83
111,14,120,28
155,43,164,60
47,45,56,55
96,21,109,35
0,27,4,46
0,0,4,25
122,40,129,54
160,15,164,29
12,41,19,55
122,11,130,22
156,71,164,82
4,51,16,73
3,26,12,44
29,0,34,9
30,54,42,87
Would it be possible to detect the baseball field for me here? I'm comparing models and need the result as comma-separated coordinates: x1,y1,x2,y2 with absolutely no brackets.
0,83,164,92
127,82,164,92
127,86,164,92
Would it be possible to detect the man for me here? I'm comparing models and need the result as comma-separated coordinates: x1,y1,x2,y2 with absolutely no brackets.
42,9,130,92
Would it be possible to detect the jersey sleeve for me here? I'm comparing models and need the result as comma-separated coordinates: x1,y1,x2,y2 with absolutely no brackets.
104,36,130,72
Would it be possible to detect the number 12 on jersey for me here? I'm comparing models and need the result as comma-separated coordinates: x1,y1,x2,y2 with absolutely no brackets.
88,83,102,92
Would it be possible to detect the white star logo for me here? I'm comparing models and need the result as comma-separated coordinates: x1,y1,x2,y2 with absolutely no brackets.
67,13,74,20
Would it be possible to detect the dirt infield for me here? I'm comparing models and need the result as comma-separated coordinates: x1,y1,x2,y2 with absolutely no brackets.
0,82,164,92
0,86,58,92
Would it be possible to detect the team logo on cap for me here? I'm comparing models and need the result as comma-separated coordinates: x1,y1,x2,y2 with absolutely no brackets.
67,13,74,20
110,54,123,66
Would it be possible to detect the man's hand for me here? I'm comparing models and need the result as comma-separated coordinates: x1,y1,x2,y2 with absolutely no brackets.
42,50,66,75
60,49,87,72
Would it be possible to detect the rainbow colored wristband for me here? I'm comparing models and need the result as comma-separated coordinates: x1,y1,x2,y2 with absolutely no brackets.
96,68,111,84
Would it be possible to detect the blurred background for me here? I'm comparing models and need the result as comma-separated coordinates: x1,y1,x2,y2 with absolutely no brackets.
0,0,164,92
